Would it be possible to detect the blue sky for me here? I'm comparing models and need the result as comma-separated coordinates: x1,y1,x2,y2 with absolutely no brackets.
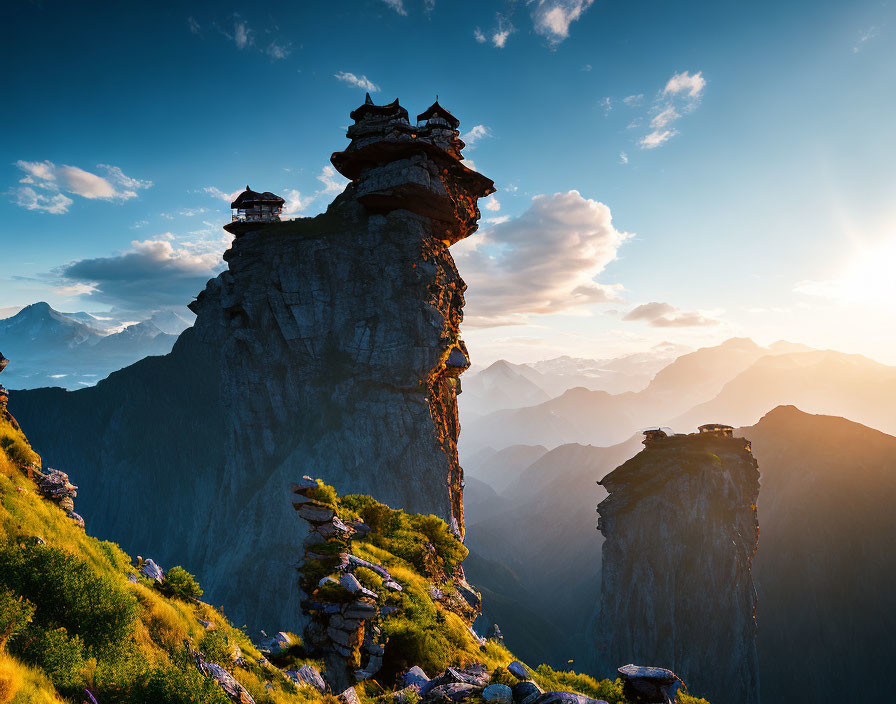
3,0,896,364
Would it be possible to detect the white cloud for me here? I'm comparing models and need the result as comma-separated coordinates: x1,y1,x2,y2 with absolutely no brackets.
619,151,629,165
491,14,514,48
187,16,201,35
12,186,73,214
623,301,720,327
335,71,380,92
530,0,595,45
483,196,501,212
265,40,292,60
381,0,407,14
639,130,675,149
461,124,492,148
282,189,311,217
11,160,151,212
317,165,349,196
453,190,631,327
202,186,242,202
601,96,612,116
638,70,706,150
582,64,592,72
623,94,644,106
474,27,487,43
233,21,252,49
663,70,706,98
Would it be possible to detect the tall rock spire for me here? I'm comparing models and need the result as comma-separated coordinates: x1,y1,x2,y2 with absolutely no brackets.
595,426,760,704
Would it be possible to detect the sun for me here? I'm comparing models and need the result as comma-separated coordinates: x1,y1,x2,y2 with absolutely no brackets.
839,238,896,304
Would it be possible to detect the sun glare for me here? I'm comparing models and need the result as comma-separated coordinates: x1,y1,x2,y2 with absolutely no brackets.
840,238,896,303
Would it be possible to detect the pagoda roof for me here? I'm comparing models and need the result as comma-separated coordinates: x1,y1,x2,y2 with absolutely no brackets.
350,93,409,122
417,100,460,128
230,186,285,209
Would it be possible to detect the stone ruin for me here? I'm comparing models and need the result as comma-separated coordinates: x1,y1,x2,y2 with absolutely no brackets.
32,466,85,528
292,476,392,694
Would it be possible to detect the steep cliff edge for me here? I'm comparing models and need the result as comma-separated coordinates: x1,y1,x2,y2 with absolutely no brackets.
595,427,759,704
10,96,493,634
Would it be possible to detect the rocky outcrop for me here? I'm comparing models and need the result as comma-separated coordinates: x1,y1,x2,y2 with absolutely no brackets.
595,427,759,704
32,466,84,528
11,96,492,633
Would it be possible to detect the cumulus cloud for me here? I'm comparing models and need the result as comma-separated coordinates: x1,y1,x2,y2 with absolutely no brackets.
56,234,230,315
233,21,252,49
623,301,719,327
461,124,492,148
619,151,629,165
476,14,513,48
483,196,501,212
202,186,242,202
639,70,705,149
335,71,380,92
623,94,644,106
317,165,349,195
530,0,595,45
663,70,706,98
282,189,311,217
453,190,631,327
11,160,151,213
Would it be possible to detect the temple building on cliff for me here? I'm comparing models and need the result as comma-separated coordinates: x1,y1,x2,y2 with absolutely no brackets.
331,93,495,245
224,186,286,235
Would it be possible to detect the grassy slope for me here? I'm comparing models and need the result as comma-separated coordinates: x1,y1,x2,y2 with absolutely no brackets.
0,411,329,704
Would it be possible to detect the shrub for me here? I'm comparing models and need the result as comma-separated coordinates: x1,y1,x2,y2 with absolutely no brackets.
0,543,138,653
533,666,628,704
0,588,34,647
13,626,86,695
162,566,203,600
141,661,230,704
199,629,231,664
0,436,33,468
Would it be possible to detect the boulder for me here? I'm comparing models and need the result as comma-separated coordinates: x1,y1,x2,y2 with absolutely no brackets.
293,664,327,692
400,665,430,690
617,665,684,704
258,631,292,654
140,558,164,582
533,693,609,704
507,661,530,681
426,683,479,702
483,684,513,703
511,681,542,704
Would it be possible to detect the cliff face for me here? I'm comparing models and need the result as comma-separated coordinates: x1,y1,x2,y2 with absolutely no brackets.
595,429,760,704
10,96,493,634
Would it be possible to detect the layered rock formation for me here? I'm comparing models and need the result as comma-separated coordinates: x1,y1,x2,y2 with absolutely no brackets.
595,426,759,704
10,96,493,633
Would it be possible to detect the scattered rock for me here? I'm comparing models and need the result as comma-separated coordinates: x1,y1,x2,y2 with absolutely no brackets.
290,664,327,693
507,661,529,681
339,686,362,704
511,681,542,704
427,683,478,702
400,665,430,689
487,623,503,644
533,693,608,704
617,665,684,704
483,683,513,703
140,558,164,582
258,631,292,654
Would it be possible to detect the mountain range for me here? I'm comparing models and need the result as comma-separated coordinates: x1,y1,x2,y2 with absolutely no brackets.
459,338,896,455
0,302,193,389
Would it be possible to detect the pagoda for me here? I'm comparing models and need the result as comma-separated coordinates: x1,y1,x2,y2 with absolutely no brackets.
331,94,495,245
224,186,286,236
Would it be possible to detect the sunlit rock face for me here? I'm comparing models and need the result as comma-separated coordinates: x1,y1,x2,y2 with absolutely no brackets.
11,96,492,632
594,428,760,704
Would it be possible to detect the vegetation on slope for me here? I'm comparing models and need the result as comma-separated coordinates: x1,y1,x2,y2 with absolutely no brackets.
0,411,330,704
